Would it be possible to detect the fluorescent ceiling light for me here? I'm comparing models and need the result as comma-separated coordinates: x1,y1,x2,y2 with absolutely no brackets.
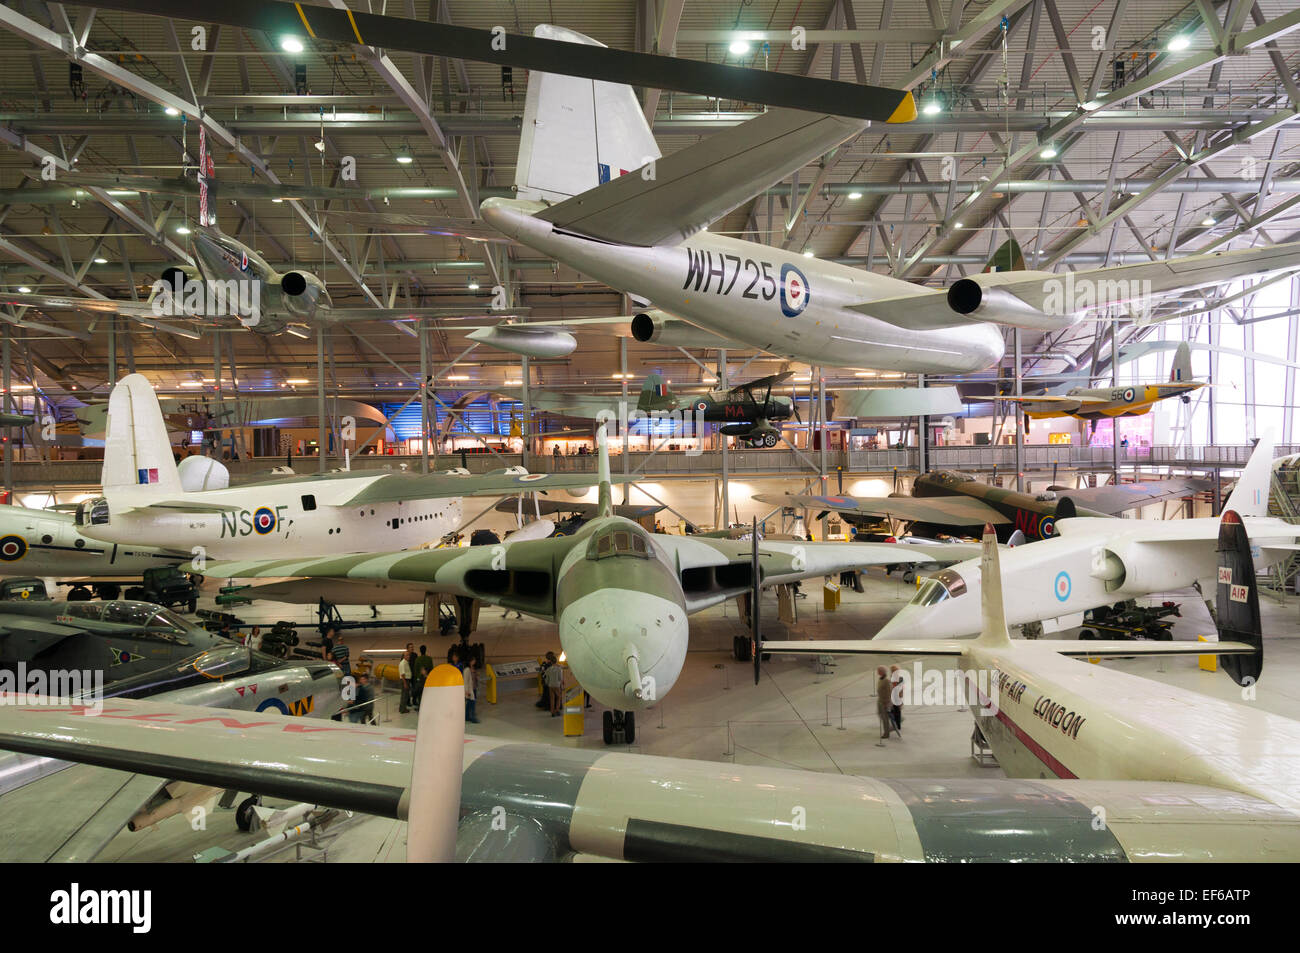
175,225,191,235
271,198,284,204
921,100,942,116
16,286,30,294
396,154,414,164
93,257,108,264
1167,35,1190,51
1202,217,1216,227
953,222,963,229
445,375,471,381
847,191,863,200
281,36,305,54
1039,146,1058,159
164,107,180,117
285,378,309,385
729,39,750,56
179,381,203,388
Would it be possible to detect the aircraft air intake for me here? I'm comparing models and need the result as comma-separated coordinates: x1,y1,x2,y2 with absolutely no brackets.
280,272,308,296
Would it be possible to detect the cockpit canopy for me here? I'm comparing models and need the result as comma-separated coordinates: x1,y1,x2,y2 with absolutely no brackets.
910,568,968,607
64,600,195,642
74,497,110,527
587,525,652,560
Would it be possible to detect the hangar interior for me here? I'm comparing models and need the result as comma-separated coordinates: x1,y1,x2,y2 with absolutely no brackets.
0,0,1297,866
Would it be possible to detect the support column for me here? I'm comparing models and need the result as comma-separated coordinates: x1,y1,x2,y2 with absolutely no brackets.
621,335,629,499
917,373,929,474
2,328,10,495
520,355,531,470
316,324,327,473
419,317,431,474
107,318,117,385
718,348,729,530
1013,330,1024,492
1111,319,1120,482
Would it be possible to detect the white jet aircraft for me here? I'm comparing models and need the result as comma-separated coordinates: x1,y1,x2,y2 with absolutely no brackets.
480,26,1300,375
0,512,1294,861
74,374,633,561
873,436,1299,640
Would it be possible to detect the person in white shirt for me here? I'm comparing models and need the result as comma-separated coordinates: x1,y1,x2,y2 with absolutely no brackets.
245,626,263,652
464,658,480,723
398,650,413,714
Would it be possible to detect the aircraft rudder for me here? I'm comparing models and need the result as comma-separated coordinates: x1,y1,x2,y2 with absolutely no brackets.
1216,509,1264,686
982,237,1026,273
1223,431,1274,517
1170,341,1193,383
102,374,184,501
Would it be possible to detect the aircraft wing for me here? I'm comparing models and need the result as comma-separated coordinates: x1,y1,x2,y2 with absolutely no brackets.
726,371,795,395
755,492,1010,526
998,394,1111,405
763,637,1255,659
1051,478,1213,514
343,470,634,506
322,211,512,242
850,240,1300,331
320,308,531,322
535,109,868,246
0,291,159,318
493,499,662,520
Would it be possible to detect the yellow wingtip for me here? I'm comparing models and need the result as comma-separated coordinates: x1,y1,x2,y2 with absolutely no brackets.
887,92,918,124
427,663,464,688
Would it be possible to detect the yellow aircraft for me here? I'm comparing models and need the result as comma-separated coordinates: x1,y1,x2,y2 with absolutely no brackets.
1001,341,1203,420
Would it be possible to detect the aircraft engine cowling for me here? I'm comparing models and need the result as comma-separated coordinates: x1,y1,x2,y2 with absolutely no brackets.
946,275,1076,331
159,265,200,288
630,311,736,348
278,270,330,319
1090,542,1198,596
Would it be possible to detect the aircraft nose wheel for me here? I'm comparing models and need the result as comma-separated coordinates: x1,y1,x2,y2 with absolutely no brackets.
601,709,636,745
762,432,778,447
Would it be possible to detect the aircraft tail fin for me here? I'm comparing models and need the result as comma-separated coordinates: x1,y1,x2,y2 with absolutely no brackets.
637,372,676,412
975,524,1012,647
596,423,612,519
1216,509,1264,686
103,374,185,505
514,24,661,203
1223,431,1274,517
982,238,1026,273
1169,341,1194,383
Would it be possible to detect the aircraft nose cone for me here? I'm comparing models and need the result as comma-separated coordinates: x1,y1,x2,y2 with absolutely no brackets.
558,588,688,710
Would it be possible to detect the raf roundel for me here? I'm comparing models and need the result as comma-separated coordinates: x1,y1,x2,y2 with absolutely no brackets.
1054,570,1072,602
0,534,27,561
1122,387,1136,402
516,473,549,483
779,263,811,318
252,506,277,535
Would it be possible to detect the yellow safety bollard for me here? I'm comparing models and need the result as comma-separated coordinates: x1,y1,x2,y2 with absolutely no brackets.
1198,634,1218,672
484,663,498,705
823,581,841,611
562,684,585,737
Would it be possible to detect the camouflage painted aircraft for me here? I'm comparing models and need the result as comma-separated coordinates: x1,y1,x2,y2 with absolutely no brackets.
637,372,797,447
758,469,1212,543
1000,341,1204,420
205,425,972,743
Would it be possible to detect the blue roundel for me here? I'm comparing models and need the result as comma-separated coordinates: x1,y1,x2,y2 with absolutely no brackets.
256,697,290,714
1053,571,1071,602
779,263,811,317
253,506,276,535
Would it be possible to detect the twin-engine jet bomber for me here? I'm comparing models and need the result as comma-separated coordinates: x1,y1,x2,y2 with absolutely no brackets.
206,425,973,742
74,374,645,562
759,469,1210,543
479,26,1300,375
1001,341,1206,421
2,508,1295,861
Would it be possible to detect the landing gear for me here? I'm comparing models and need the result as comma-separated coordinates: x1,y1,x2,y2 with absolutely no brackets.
67,585,93,601
733,635,752,662
92,583,120,600
601,709,636,745
762,432,778,448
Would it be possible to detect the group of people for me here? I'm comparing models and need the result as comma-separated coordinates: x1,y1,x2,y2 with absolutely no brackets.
875,665,904,746
397,642,435,714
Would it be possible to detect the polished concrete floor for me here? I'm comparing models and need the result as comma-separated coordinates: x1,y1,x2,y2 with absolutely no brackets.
93,571,1300,862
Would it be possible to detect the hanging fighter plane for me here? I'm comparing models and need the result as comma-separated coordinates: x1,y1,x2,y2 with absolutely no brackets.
1,511,1296,862
871,437,1295,640
757,469,1212,543
477,27,1300,375
1000,341,1205,420
73,373,665,562
638,372,798,448
203,425,978,743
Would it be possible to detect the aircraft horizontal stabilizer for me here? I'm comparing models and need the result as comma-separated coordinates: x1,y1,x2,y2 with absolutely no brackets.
535,109,868,247
124,500,243,514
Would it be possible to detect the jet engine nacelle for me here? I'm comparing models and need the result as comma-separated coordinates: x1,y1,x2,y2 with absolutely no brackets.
278,270,331,319
159,264,201,288
946,271,1077,331
1089,542,1200,595
631,311,736,348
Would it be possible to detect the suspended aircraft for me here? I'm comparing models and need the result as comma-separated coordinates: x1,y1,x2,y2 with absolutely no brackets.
872,437,1294,640
1,507,1295,862
759,469,1212,542
1000,341,1205,420
203,425,975,743
637,372,798,448
475,28,1300,375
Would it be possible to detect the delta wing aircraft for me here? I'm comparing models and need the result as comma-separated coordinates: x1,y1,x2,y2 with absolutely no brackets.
478,27,1300,375
0,510,1294,861
205,425,974,742
74,374,645,561
1001,341,1205,420
759,470,1210,543
872,437,1295,640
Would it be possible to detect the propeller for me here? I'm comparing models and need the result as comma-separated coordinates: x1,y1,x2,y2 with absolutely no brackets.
406,664,466,862
752,517,762,686
90,1,915,122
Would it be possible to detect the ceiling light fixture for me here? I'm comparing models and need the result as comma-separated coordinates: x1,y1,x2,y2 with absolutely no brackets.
281,36,305,54
848,191,863,200
175,225,191,235
1039,146,1058,159
17,286,31,294
1167,34,1191,51
164,106,180,117
729,39,751,56
396,152,414,165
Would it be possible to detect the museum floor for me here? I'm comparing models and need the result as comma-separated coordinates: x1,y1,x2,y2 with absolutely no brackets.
92,573,1300,862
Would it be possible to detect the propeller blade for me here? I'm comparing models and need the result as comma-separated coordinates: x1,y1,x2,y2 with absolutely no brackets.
752,517,761,686
406,664,466,862
90,0,916,122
